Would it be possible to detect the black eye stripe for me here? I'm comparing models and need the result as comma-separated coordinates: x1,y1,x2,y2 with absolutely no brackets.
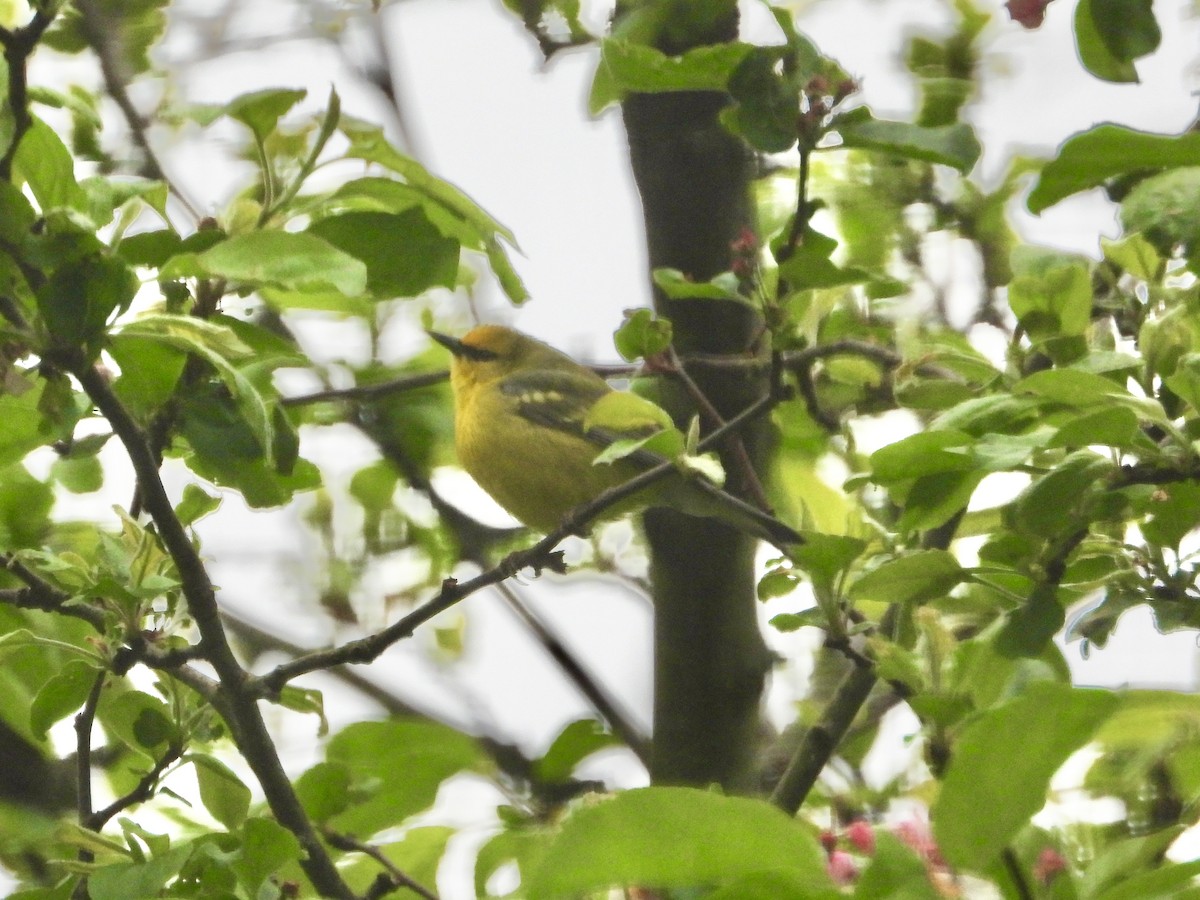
459,342,500,362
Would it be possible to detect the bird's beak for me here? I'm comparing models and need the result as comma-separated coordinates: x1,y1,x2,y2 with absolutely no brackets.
427,330,499,362
427,330,466,356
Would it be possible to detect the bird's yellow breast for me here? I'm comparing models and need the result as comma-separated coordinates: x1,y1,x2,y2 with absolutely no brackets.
453,378,627,531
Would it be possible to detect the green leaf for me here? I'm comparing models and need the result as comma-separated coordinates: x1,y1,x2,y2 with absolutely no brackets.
534,719,621,784
524,787,832,899
36,254,139,347
1120,167,1200,258
1074,0,1159,84
13,118,87,212
613,308,672,361
0,463,53,550
119,315,274,461
1007,261,1091,343
834,107,981,172
934,682,1118,871
325,719,482,837
231,817,302,895
295,761,352,823
870,429,975,483
29,661,99,740
1140,482,1200,549
596,39,752,97
175,484,221,527
849,550,967,605
1014,368,1128,407
1074,0,1135,83
706,868,842,900
43,0,169,78
161,231,368,296
653,268,748,304
787,533,868,594
1028,125,1200,214
223,88,307,141
88,846,192,900
0,383,68,468
1011,451,1113,537
99,690,177,761
777,228,871,290
191,753,251,830
108,334,189,418
1101,232,1161,280
344,827,453,898
307,210,459,299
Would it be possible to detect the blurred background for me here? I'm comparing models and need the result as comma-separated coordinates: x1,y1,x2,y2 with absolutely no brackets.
15,0,1200,893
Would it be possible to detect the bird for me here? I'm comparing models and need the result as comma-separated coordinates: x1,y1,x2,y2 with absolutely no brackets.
429,325,802,548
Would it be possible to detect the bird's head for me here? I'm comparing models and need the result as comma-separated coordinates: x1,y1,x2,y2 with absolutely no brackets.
429,325,563,387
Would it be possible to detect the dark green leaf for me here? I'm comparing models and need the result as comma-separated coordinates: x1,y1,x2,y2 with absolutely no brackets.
108,334,188,417
1028,126,1200,214
534,719,621,784
524,787,832,898
934,683,1118,871
308,210,459,299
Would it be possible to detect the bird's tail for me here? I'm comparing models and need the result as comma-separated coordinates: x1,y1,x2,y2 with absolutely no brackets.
661,474,803,550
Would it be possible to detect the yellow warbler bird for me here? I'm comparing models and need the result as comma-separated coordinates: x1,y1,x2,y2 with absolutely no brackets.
429,325,801,548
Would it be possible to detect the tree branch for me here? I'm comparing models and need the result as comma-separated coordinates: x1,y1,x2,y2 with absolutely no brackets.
63,354,355,900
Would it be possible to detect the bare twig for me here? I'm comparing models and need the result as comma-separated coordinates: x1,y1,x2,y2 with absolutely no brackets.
0,554,106,630
323,829,440,900
85,741,184,832
281,370,448,407
0,7,56,178
74,0,200,219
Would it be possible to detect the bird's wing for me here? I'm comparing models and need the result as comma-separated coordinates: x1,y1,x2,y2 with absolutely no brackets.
499,369,662,448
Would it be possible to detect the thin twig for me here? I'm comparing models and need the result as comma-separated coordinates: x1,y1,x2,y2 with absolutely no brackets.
74,0,200,220
0,7,56,178
74,672,106,834
667,345,773,512
281,370,448,407
323,829,440,900
0,554,106,630
85,742,184,832
495,582,650,765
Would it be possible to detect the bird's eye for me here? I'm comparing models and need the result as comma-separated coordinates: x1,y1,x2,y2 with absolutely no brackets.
459,342,501,362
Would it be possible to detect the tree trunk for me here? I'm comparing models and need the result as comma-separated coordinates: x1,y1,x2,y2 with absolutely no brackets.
622,73,775,791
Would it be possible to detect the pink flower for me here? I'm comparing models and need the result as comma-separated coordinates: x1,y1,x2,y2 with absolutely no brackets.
827,850,859,885
1034,847,1067,884
846,819,876,855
